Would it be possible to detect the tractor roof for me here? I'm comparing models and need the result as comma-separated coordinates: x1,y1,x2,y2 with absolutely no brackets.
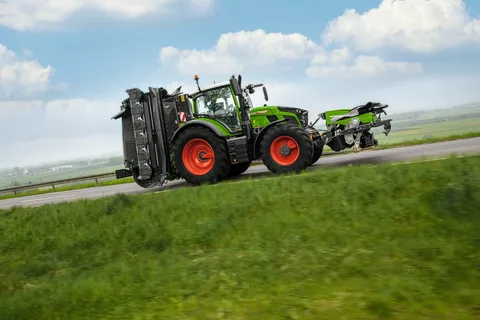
189,81,231,96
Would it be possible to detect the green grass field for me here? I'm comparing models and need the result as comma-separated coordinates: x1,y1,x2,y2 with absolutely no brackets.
374,118,480,144
1,155,479,319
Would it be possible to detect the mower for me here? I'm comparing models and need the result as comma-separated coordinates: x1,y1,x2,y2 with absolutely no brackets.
308,102,393,155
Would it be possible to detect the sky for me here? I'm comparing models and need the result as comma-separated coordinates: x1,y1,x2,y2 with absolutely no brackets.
1,0,480,168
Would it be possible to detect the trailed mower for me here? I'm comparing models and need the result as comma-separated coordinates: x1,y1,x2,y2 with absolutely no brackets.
112,74,392,188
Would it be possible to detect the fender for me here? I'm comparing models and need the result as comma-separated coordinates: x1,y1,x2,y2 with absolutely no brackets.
253,118,290,158
170,120,224,143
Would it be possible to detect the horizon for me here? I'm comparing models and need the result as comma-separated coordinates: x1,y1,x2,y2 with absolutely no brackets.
1,101,479,170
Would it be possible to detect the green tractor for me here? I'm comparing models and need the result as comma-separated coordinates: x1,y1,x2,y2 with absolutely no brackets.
112,74,322,188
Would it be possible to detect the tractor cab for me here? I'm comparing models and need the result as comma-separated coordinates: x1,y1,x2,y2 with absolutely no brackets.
189,80,243,134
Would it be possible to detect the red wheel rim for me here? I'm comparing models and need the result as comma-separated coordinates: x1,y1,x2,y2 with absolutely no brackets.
269,135,299,166
182,138,215,175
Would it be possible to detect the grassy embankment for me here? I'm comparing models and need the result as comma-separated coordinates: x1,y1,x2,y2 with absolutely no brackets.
0,155,479,319
2,131,480,201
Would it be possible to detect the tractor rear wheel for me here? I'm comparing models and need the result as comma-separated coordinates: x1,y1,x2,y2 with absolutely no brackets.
260,124,313,173
309,141,324,165
173,126,230,185
227,161,251,177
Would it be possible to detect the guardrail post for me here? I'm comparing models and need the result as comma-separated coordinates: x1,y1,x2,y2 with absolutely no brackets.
52,184,55,190
95,178,99,185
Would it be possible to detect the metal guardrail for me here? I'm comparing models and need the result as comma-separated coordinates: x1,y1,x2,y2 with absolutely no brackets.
0,172,117,195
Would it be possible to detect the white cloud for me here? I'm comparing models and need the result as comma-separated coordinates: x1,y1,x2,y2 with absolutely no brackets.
322,0,480,53
0,98,122,167
0,0,214,31
159,29,322,76
0,44,53,98
159,29,422,79
307,48,423,78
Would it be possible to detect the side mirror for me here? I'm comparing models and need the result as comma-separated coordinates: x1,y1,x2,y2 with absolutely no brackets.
238,74,242,88
248,87,255,94
263,86,269,102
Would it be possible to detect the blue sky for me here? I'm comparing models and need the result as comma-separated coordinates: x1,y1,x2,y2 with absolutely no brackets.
1,0,480,167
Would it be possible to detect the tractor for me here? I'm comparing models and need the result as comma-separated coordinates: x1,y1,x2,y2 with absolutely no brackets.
112,74,323,188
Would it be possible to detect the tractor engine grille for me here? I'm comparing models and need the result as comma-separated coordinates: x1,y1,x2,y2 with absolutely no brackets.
278,106,309,128
298,111,308,128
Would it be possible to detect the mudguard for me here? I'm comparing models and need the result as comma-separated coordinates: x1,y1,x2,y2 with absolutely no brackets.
170,120,224,143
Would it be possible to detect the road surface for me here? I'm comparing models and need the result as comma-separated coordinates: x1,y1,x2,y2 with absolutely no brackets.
1,137,480,210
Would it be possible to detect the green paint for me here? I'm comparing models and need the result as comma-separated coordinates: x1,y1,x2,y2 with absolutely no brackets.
324,109,377,126
250,106,302,128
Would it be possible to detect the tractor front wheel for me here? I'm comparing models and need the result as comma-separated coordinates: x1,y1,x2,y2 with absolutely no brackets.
173,126,230,185
260,124,313,174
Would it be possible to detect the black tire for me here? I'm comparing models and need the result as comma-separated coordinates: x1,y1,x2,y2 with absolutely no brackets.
260,124,313,174
309,141,324,165
173,126,230,185
227,161,252,177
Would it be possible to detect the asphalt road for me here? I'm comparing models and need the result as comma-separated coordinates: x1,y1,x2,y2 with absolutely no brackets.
1,137,480,210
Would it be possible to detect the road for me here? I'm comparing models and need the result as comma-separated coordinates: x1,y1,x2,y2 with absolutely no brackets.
1,137,480,210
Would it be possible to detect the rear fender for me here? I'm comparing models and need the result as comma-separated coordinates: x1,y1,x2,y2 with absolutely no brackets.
170,120,224,143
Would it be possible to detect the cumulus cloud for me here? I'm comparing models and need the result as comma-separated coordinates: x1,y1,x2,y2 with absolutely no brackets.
0,44,54,98
0,0,214,31
322,0,480,53
306,47,423,78
159,29,421,78
159,29,322,75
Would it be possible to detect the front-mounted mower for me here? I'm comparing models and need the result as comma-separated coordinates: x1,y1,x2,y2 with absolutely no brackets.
112,74,320,188
309,102,393,154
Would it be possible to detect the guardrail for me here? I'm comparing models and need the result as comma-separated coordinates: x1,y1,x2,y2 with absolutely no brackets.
0,172,117,195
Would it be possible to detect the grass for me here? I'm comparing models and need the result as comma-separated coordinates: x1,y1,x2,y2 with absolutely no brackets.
374,117,480,145
377,131,480,148
0,155,479,319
